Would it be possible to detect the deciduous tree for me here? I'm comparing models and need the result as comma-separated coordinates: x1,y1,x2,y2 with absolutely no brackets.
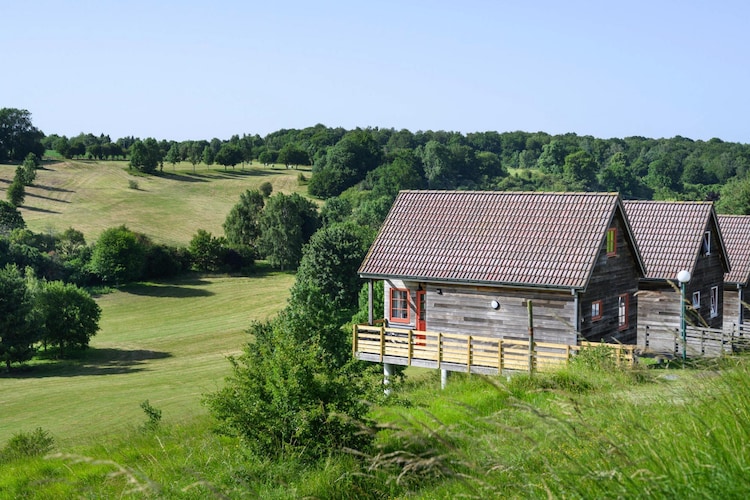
0,108,44,163
89,225,146,284
37,280,101,358
0,264,37,370
223,190,265,250
258,193,319,270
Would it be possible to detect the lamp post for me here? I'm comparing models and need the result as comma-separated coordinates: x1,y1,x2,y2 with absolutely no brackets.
677,270,692,362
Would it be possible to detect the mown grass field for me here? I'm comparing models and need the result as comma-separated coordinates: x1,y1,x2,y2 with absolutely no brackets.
0,273,295,446
0,159,310,246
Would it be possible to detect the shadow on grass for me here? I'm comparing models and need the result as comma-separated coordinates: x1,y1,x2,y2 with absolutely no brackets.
122,280,215,298
1,348,172,379
20,206,61,214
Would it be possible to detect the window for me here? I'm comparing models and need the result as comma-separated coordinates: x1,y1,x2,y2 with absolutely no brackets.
389,288,410,323
618,294,629,330
702,231,711,256
710,286,718,318
606,228,617,256
692,291,700,310
591,300,603,321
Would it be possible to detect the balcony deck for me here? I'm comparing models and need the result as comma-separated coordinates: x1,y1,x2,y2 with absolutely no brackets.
353,323,635,374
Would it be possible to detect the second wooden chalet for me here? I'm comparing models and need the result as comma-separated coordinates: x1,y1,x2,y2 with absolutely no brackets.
623,201,730,343
717,215,750,331
358,191,646,347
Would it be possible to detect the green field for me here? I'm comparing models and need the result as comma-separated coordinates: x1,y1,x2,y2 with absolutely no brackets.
0,159,310,247
0,159,303,444
0,273,294,445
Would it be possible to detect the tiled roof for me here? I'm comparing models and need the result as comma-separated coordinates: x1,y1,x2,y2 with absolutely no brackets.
718,215,750,285
623,201,715,280
359,191,626,289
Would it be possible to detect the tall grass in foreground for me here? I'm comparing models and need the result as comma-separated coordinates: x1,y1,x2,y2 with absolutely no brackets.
367,355,750,498
2,355,750,498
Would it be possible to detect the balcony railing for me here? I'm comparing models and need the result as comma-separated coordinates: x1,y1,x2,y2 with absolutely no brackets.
353,323,635,374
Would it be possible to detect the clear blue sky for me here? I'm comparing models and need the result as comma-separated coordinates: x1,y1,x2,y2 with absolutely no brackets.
3,1,749,143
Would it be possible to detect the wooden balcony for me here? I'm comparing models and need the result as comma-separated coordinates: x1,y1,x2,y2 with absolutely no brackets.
353,323,635,375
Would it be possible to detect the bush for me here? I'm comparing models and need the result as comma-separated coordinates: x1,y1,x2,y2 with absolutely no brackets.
205,318,374,460
259,181,273,197
0,428,55,462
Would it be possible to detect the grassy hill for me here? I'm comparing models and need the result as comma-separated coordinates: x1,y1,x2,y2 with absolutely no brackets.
0,159,310,246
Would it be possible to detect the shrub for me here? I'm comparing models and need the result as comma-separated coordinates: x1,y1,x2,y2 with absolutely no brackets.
0,428,55,462
259,181,273,197
205,318,374,460
128,180,139,190
140,400,162,431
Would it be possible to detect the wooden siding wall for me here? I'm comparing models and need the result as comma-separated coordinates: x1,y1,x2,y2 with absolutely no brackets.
684,217,725,329
580,210,640,344
384,280,578,346
724,285,748,331
636,284,681,346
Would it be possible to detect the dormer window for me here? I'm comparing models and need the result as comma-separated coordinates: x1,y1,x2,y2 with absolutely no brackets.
702,231,711,256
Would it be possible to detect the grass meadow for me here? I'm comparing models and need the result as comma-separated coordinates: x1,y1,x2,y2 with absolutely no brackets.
0,158,310,247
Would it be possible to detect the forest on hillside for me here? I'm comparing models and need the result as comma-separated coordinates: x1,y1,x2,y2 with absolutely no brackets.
4,107,750,218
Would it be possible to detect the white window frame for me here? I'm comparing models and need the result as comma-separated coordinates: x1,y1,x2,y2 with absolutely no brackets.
702,231,711,256
692,291,700,310
710,286,718,318
618,294,628,330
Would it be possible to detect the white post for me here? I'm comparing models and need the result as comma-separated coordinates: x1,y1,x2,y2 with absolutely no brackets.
441,369,448,389
384,363,393,395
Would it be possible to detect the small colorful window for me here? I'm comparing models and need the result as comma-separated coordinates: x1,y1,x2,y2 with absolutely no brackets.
618,294,629,330
606,228,617,256
710,286,718,318
692,291,700,310
591,300,603,321
389,288,410,323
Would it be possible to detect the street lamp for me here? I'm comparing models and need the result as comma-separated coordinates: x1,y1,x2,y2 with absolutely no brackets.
677,270,692,362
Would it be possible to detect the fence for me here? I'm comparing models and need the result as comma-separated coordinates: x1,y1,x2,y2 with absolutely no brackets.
643,324,750,358
353,324,635,375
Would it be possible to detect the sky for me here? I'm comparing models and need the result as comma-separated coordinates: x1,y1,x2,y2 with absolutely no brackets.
3,1,750,143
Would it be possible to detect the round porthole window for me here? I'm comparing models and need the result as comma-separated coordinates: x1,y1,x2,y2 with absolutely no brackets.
490,300,500,310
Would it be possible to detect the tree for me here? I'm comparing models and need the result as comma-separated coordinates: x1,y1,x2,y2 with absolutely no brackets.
0,108,45,163
214,143,244,170
288,222,373,368
17,153,39,185
6,179,25,207
202,145,214,167
188,229,226,272
0,201,25,234
0,264,37,370
165,143,181,170
223,190,265,250
187,141,203,173
37,280,101,358
129,138,162,173
258,193,319,270
308,130,382,198
89,225,146,284
562,150,599,189
277,143,310,169
420,140,455,189
717,175,750,215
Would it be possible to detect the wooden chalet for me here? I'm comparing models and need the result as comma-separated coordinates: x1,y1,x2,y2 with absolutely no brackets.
356,191,646,374
717,215,750,331
623,201,730,345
